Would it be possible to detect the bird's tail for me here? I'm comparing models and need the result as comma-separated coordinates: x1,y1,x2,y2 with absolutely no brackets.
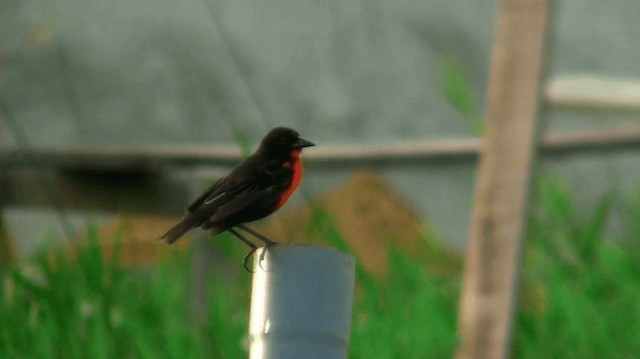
161,215,201,244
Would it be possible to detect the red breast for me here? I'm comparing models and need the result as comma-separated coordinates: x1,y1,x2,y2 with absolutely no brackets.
275,149,303,210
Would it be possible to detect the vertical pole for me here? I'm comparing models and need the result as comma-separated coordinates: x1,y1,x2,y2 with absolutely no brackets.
0,121,10,267
249,245,355,359
456,0,548,358
0,49,13,268
188,236,219,326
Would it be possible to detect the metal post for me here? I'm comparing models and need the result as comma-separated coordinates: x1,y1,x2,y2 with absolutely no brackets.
0,58,12,267
249,245,355,359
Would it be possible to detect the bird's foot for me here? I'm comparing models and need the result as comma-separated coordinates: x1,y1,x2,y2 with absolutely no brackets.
232,225,279,272
241,242,277,273
258,240,278,263
242,248,257,273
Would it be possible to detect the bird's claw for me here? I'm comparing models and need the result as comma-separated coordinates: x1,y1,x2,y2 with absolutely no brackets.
242,242,278,273
242,248,256,273
258,241,277,262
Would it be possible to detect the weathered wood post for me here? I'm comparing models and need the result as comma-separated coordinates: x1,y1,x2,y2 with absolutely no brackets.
249,245,355,359
456,0,548,358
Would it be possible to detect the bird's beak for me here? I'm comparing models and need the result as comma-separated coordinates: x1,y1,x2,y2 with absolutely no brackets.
294,137,315,148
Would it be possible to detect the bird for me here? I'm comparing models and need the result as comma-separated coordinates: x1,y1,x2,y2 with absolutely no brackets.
160,127,315,270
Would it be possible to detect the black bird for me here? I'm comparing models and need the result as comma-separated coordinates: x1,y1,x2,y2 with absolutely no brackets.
161,127,315,270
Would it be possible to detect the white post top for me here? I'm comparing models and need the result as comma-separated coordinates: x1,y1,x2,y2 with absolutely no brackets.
249,244,356,359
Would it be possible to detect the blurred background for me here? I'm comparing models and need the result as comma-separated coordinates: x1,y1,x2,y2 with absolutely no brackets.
1,0,640,357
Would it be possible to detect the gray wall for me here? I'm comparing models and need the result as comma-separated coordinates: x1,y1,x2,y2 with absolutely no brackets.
2,0,639,251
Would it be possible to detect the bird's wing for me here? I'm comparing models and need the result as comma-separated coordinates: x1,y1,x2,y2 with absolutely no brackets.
208,184,280,223
188,155,286,223
186,177,226,213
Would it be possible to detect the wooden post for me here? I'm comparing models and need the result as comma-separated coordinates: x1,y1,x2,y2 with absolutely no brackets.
456,0,548,358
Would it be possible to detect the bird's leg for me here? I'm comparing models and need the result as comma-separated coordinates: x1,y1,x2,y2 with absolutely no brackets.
236,224,278,263
236,224,277,246
227,228,257,273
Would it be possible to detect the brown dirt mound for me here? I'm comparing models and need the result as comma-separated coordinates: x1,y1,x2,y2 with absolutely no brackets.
71,170,461,276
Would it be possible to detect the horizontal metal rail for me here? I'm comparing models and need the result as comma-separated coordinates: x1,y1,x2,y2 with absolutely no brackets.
1,126,640,170
546,75,640,111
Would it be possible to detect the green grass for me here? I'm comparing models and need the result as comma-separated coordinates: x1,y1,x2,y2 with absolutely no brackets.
514,178,640,358
1,177,640,358
440,55,484,136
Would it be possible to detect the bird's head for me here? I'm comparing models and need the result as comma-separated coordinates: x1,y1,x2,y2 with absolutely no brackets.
258,127,315,158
